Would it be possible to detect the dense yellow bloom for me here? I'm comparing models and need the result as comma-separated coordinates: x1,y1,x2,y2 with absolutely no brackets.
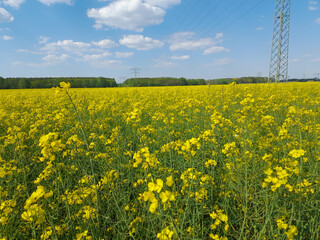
0,200,16,225
276,218,297,240
288,149,306,158
285,225,298,240
75,230,92,240
149,199,159,213
209,234,228,240
76,206,96,220
205,159,217,168
276,218,288,230
24,186,52,209
59,81,71,89
166,175,174,187
143,191,155,202
157,226,174,240
21,204,46,225
148,179,164,193
159,190,175,203
210,206,229,232
132,147,159,169
40,227,53,240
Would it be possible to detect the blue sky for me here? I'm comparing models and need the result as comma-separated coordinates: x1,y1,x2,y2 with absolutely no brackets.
0,0,319,82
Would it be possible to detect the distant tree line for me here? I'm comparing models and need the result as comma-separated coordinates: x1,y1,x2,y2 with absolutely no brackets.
122,77,206,87
287,78,320,82
207,77,320,85
0,77,117,89
1,76,319,89
207,77,269,85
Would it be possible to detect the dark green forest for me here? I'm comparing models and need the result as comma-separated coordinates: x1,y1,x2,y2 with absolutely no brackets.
121,77,206,87
0,77,117,89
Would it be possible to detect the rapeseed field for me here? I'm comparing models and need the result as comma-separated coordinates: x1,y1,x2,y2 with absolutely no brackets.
0,82,319,239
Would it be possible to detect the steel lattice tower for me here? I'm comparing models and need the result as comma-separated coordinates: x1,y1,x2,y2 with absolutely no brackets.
269,0,291,82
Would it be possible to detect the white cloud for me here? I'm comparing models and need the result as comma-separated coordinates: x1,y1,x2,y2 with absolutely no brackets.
17,48,43,54
169,32,215,51
40,39,117,56
38,36,50,44
169,32,228,55
171,55,190,60
289,58,300,63
115,51,134,58
153,60,176,67
87,0,166,32
212,58,233,66
309,1,318,10
0,27,10,31
0,8,14,23
309,6,318,10
89,59,122,68
77,51,112,62
20,37,126,67
41,40,92,55
92,39,117,48
215,33,223,39
316,17,320,24
37,0,73,5
2,0,25,8
2,35,13,40
42,54,69,64
119,34,163,50
144,0,180,8
203,46,229,55
255,26,265,31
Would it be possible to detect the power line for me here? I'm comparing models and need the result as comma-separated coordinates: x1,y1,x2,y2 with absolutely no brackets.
196,0,264,38
198,0,246,33
170,0,204,34
177,0,214,33
183,0,225,34
216,0,266,33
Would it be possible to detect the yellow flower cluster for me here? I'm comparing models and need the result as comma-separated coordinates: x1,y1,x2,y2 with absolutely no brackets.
140,176,176,213
288,149,306,158
157,226,175,240
210,205,229,233
180,168,214,203
276,218,298,240
21,186,53,226
76,206,96,220
132,147,160,169
0,200,16,225
262,166,289,192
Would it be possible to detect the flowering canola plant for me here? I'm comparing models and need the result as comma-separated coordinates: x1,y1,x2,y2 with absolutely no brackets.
0,82,320,239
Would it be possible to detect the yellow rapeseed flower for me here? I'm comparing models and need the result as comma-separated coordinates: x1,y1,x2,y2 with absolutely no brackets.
288,149,306,158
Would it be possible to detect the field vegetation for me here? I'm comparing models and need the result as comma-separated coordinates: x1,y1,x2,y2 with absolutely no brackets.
0,82,320,239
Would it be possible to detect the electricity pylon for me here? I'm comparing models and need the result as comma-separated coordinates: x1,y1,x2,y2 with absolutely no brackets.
130,68,141,78
269,0,291,82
